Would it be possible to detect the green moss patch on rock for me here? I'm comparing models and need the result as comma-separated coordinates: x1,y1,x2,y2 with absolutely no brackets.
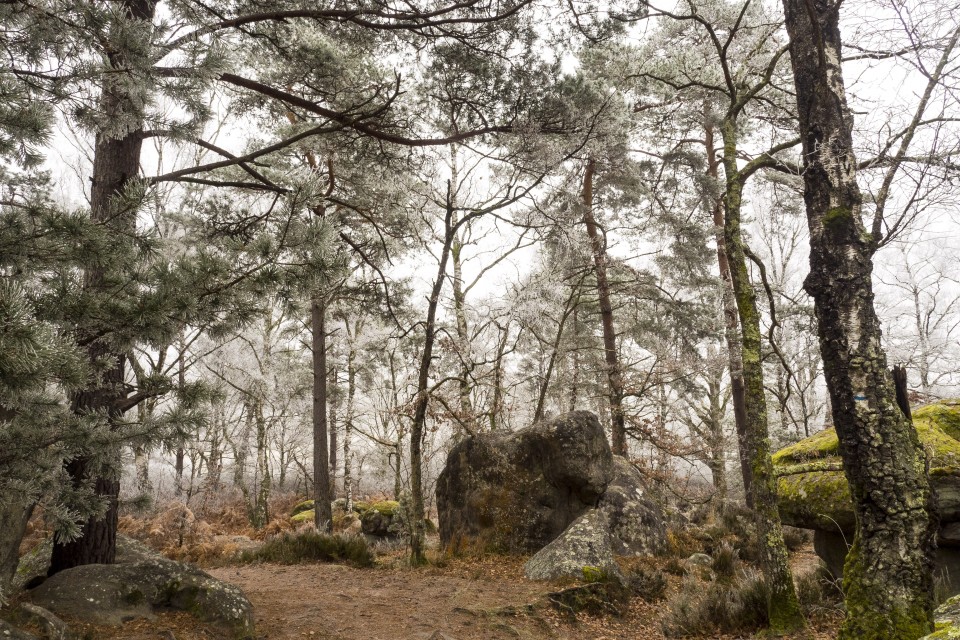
774,400,960,532
291,500,314,517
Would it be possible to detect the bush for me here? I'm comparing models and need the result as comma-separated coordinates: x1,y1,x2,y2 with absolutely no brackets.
795,564,843,617
627,565,668,602
782,526,811,551
710,542,739,583
661,569,770,637
240,531,375,567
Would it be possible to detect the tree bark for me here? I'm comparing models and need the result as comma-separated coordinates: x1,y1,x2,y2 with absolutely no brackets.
312,294,333,532
49,0,158,575
705,115,753,506
781,2,937,636
409,181,456,565
581,158,627,455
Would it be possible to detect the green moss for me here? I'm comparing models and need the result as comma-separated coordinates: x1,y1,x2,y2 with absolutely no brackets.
823,206,852,232
368,500,399,517
352,501,371,514
291,509,314,524
582,566,606,583
774,401,960,530
776,470,854,531
291,500,314,516
772,428,839,464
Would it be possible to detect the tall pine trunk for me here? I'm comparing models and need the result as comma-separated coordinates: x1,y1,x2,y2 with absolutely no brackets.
781,1,937,636
581,158,627,455
49,0,157,574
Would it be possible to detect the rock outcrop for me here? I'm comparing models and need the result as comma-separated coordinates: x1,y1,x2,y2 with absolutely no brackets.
436,410,665,563
921,593,960,639
524,509,622,582
17,535,254,637
773,400,960,594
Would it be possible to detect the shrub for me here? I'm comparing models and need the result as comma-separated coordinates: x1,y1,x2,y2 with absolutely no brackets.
239,531,374,567
782,526,811,551
710,542,739,583
627,565,668,602
661,569,770,637
795,564,843,617
663,557,686,576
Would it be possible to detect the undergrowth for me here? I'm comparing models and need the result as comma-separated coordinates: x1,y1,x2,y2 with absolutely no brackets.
240,531,375,567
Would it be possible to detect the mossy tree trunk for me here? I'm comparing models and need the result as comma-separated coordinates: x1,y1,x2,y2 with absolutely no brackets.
581,158,627,456
720,121,805,634
781,0,937,636
705,115,753,507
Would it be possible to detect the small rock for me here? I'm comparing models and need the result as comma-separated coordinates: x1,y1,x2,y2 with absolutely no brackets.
684,553,712,567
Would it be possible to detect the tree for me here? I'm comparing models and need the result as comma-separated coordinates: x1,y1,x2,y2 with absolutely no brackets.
781,0,940,635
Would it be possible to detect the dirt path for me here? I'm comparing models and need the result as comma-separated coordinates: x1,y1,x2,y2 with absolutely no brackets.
208,560,556,640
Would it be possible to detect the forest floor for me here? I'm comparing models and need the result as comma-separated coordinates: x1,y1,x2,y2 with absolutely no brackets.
44,543,840,640
9,498,844,640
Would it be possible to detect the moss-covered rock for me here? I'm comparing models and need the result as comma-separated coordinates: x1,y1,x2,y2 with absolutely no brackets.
774,400,960,533
922,594,960,639
291,500,314,516
360,501,402,537
291,509,314,524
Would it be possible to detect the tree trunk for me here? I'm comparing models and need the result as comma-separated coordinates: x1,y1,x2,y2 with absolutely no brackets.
449,149,475,433
328,366,338,500
344,337,357,513
312,295,333,532
581,158,627,455
705,115,753,506
409,182,456,565
782,1,937,636
48,0,157,575
721,121,804,633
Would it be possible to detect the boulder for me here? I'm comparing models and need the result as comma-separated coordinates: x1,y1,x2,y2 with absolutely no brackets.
524,510,622,582
0,618,39,640
360,501,403,537
774,400,960,594
20,535,254,637
599,458,666,556
922,594,960,639
436,411,616,553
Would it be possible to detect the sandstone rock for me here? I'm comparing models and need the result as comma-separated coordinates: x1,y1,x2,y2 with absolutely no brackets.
19,603,68,640
684,553,712,568
360,501,402,537
599,458,666,556
524,509,622,582
774,400,960,596
0,617,39,639
21,535,254,638
437,411,615,553
921,594,960,639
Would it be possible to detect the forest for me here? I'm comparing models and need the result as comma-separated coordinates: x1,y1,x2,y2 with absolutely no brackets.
1,0,959,638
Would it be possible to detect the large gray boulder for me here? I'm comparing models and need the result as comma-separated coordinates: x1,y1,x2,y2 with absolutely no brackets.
436,411,667,558
524,509,622,582
436,411,615,553
19,535,254,637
